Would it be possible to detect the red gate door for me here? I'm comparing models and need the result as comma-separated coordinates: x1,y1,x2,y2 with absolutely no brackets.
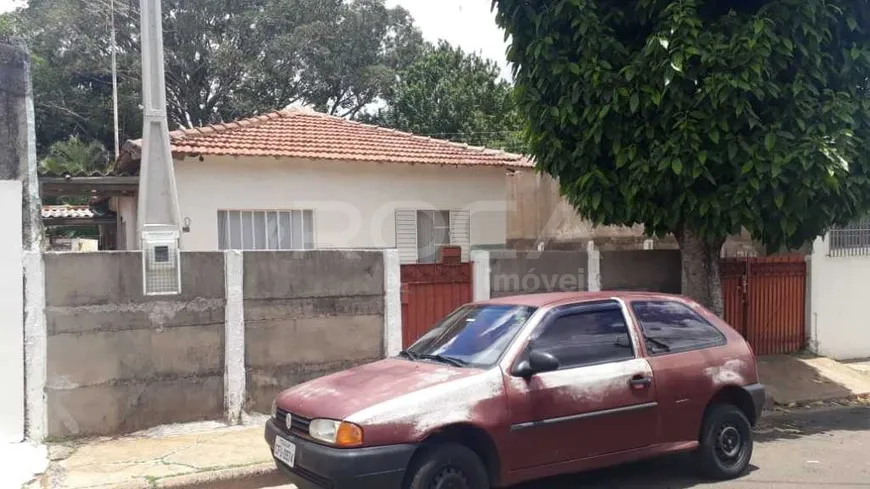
400,263,472,348
721,256,807,355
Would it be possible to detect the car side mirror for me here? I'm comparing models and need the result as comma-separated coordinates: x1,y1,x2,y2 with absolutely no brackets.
512,350,560,378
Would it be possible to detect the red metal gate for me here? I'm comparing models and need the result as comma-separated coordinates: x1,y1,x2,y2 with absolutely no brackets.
400,263,472,348
720,256,807,355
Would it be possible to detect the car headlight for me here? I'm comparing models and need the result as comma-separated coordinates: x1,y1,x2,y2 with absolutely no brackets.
271,399,278,419
309,419,364,447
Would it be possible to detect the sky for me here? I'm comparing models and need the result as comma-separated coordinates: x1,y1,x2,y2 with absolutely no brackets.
386,0,511,78
0,0,512,77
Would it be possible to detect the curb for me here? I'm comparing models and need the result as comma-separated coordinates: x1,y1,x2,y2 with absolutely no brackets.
764,392,870,412
155,463,284,489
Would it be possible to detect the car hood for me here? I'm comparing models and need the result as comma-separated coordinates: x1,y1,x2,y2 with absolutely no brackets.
275,358,479,421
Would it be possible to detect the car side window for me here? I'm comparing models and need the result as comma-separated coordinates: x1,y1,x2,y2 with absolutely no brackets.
630,300,726,355
531,307,635,369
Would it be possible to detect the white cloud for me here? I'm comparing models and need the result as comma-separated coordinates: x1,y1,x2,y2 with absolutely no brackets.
387,0,511,79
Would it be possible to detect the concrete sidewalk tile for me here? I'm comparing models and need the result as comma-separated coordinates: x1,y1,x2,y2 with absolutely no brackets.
759,354,870,405
64,438,194,468
62,460,195,488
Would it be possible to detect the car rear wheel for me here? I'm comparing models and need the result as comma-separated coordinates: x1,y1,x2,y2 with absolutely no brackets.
405,443,490,489
696,404,754,480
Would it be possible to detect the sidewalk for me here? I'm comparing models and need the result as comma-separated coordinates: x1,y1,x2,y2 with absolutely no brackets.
24,418,286,489
758,354,870,406
25,354,870,489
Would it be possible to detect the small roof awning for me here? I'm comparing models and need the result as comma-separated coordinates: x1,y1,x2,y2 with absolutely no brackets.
42,205,117,227
40,171,139,198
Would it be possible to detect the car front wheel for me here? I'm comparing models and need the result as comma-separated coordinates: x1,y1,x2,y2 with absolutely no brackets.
697,404,754,480
405,443,490,489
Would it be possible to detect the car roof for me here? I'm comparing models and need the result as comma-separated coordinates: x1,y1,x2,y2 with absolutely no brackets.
477,291,690,309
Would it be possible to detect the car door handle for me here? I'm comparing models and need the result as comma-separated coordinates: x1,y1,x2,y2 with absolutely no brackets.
630,375,652,389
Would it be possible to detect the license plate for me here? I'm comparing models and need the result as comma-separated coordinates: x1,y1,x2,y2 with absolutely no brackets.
274,437,296,468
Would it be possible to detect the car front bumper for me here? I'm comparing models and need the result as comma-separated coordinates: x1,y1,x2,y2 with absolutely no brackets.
744,383,766,424
264,419,417,489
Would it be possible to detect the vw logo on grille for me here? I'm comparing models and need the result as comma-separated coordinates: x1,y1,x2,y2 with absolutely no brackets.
285,412,293,431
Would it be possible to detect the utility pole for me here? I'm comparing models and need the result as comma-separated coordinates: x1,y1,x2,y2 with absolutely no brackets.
110,0,120,159
137,0,182,295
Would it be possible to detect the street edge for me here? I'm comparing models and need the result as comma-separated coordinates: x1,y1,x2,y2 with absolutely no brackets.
155,462,283,489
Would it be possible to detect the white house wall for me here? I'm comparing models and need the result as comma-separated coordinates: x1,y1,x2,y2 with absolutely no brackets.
808,236,870,360
163,156,509,252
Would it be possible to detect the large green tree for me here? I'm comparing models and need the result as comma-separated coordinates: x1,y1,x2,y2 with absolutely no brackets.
365,41,524,152
1,0,423,155
494,0,870,314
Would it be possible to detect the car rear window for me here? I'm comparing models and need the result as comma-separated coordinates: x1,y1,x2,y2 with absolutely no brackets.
630,300,726,355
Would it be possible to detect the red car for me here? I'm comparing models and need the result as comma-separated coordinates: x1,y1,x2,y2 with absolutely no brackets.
266,292,765,489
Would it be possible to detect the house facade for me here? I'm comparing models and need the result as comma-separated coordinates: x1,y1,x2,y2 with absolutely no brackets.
508,170,765,256
114,107,530,263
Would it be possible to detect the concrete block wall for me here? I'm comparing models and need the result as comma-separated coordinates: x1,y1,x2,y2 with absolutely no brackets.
27,249,400,440
243,251,386,412
485,250,589,298
43,252,226,438
473,247,682,301
600,250,681,293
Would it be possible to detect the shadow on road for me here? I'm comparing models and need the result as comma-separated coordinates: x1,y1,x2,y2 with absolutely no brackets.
754,405,870,443
516,453,760,489
516,406,870,489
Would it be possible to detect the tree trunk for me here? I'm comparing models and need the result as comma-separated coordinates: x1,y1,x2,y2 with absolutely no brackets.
675,227,725,317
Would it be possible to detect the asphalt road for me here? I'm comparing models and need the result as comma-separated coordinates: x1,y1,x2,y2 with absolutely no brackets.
244,405,870,489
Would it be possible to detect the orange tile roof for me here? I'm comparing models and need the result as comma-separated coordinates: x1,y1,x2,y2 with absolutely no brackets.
42,205,94,219
125,108,532,169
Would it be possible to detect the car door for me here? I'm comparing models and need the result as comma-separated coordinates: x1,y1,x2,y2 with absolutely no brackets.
503,300,660,471
628,299,730,444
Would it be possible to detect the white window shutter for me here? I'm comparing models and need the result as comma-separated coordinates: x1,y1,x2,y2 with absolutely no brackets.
449,209,471,262
395,209,418,264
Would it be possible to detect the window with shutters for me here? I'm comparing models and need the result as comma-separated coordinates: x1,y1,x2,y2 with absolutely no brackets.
217,210,314,250
395,209,471,264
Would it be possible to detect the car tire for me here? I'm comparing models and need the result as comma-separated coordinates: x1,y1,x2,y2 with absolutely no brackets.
696,403,754,480
405,442,490,489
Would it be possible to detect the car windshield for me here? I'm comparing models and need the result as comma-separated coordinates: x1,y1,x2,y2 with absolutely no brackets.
404,304,537,368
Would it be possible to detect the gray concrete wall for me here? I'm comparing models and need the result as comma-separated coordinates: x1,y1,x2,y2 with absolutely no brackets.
489,250,588,298
600,250,681,293
244,251,385,412
44,252,226,438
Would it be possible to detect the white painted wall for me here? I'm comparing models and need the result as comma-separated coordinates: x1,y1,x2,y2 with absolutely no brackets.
808,236,870,360
122,156,509,252
0,180,24,442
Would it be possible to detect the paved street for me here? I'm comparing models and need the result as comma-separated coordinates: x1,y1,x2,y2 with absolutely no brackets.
241,405,870,489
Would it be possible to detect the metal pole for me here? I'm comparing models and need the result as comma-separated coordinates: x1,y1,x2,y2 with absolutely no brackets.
110,0,120,159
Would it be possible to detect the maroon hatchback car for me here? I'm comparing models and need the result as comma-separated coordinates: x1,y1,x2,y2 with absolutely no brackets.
266,292,765,489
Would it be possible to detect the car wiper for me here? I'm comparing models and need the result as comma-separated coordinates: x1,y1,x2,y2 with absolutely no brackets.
398,350,419,361
644,335,672,352
418,354,468,368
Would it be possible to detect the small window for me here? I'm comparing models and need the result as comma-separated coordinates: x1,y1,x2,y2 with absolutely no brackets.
532,305,634,369
417,210,450,264
218,210,314,250
395,209,471,264
630,301,726,355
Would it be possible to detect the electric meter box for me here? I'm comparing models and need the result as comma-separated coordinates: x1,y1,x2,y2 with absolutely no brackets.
141,229,181,295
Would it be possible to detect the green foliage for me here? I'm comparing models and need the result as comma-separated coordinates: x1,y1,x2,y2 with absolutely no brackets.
39,136,111,175
494,0,870,251
363,41,525,153
3,0,424,154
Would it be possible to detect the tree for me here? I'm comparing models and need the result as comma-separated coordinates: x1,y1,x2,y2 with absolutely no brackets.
493,0,870,314
365,41,525,152
39,136,111,176
1,0,424,154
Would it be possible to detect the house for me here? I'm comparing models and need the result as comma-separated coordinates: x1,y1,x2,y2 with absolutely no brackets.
508,170,765,256
113,107,532,263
